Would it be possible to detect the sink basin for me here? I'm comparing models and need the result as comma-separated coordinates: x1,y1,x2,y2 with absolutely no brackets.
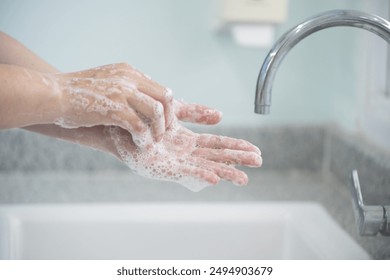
0,202,369,259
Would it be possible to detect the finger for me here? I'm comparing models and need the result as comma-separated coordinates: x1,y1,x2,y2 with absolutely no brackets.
136,79,174,130
174,100,222,125
196,134,261,154
122,65,175,130
192,148,262,167
125,89,165,141
190,157,249,186
121,66,174,129
177,165,220,186
108,108,152,146
68,63,175,131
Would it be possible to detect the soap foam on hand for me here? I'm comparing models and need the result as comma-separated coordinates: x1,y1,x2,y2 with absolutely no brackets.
108,125,214,192
53,63,173,147
51,64,261,191
108,115,262,192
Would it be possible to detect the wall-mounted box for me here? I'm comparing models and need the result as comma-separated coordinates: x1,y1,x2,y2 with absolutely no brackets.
220,0,288,24
216,0,289,48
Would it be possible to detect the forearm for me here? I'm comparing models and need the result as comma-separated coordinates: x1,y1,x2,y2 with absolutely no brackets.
0,31,58,73
0,64,61,129
0,31,63,131
1,32,176,145
0,32,112,153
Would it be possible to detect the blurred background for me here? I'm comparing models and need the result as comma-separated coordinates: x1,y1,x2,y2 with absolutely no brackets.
1,0,390,259
0,0,388,148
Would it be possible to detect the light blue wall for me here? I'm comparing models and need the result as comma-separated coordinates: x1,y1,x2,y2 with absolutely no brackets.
0,0,368,128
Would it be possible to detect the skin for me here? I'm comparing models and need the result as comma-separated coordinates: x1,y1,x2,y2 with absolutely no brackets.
108,124,261,189
0,62,172,143
0,31,262,188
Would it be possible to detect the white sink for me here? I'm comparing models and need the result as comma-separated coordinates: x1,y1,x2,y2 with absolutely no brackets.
0,202,369,259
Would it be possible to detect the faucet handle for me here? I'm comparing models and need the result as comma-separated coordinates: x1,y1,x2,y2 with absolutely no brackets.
350,170,389,236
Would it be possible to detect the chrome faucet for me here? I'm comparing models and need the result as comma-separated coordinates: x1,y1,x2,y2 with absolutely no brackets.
255,9,390,114
350,170,390,236
255,10,390,236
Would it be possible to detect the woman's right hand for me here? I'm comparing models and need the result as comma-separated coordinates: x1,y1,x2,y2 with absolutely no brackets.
54,63,174,145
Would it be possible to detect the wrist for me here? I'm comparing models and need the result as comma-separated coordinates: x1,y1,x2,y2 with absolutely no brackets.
38,73,63,124
0,65,63,129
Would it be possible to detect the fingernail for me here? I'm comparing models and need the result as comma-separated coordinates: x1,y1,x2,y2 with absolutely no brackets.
255,155,263,167
234,176,248,186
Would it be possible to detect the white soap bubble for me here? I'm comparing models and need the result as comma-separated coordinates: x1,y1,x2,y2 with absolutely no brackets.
53,117,78,129
108,125,211,192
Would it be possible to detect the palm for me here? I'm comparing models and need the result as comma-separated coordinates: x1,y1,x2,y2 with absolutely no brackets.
108,121,261,192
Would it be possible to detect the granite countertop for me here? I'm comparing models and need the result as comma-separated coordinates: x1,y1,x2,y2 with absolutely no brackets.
0,125,389,259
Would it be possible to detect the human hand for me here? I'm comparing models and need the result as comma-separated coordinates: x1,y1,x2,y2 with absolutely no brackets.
27,101,260,191
54,63,173,145
107,120,262,192
1,31,262,191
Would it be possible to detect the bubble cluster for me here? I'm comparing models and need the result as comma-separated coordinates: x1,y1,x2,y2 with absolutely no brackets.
108,125,211,192
53,117,79,129
63,79,126,117
69,94,90,109
86,95,124,116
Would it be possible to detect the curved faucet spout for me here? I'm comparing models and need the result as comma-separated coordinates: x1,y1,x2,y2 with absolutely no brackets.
255,9,390,114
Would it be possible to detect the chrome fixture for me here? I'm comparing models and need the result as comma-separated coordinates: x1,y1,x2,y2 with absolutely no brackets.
255,9,390,114
350,170,389,236
255,10,390,236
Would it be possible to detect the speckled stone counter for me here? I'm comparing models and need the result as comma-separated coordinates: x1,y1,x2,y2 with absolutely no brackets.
1,125,389,259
